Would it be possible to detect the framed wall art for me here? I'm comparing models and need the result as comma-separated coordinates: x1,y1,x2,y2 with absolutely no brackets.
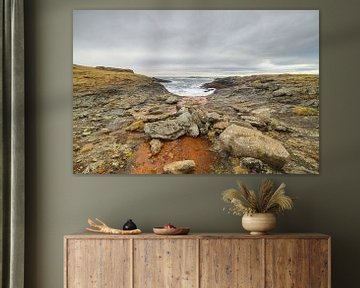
73,10,319,175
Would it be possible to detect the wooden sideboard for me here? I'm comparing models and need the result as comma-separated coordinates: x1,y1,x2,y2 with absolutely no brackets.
64,233,330,288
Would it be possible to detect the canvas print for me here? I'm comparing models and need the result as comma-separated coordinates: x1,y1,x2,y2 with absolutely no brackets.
73,10,319,174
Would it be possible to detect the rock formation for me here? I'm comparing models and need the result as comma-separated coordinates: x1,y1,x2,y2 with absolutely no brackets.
219,124,290,168
163,160,196,174
73,65,319,174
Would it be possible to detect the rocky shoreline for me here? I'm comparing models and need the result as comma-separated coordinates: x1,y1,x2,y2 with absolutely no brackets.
73,65,319,174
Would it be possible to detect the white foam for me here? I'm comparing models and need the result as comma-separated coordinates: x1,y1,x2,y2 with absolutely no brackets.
161,77,215,97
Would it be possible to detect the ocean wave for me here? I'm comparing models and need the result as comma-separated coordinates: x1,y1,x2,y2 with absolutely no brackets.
161,77,215,97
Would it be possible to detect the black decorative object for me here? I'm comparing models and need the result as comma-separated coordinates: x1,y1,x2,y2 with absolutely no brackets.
123,219,137,230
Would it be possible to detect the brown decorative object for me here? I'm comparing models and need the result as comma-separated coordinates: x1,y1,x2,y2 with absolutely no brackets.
64,233,331,288
242,213,276,235
222,179,294,234
86,218,142,235
153,227,190,235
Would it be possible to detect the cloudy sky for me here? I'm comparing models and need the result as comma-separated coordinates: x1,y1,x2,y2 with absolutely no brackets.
73,10,319,76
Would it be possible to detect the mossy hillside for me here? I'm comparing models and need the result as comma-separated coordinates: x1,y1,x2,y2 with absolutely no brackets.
73,64,167,96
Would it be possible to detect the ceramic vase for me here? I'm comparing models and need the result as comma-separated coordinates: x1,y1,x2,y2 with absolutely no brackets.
242,213,276,235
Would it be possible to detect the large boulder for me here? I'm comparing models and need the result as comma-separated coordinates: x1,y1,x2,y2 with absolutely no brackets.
144,112,197,140
188,123,200,137
163,160,196,174
202,77,239,89
219,124,290,168
144,120,186,140
165,96,179,104
251,108,271,123
189,108,209,135
206,112,222,123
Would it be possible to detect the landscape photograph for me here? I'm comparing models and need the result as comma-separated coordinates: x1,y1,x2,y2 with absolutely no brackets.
73,10,319,174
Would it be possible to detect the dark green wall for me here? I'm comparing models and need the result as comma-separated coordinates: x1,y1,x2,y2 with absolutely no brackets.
25,0,360,287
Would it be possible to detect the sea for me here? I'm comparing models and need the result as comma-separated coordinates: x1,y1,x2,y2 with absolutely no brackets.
159,76,216,97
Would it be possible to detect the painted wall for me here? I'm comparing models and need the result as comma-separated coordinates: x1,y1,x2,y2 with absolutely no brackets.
24,0,360,287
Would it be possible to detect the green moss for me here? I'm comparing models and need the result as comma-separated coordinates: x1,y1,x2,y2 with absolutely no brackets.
270,118,281,127
73,64,155,96
214,168,228,174
292,106,319,116
123,150,133,159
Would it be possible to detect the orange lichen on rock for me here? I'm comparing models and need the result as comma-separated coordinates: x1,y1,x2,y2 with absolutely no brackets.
131,136,216,174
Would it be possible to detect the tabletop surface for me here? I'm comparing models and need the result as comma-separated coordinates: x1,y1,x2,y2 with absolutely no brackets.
64,232,330,240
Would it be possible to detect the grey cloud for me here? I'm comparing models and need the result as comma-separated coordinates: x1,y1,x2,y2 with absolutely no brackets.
73,10,319,76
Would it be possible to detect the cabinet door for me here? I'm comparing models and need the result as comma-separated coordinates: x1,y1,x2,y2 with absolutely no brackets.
66,239,131,288
265,239,314,288
309,239,330,288
200,239,264,288
134,239,198,288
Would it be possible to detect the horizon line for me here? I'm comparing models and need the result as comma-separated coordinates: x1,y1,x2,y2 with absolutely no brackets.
73,63,319,78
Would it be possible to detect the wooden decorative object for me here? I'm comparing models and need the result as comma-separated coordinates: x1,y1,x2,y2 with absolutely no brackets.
153,227,190,235
64,233,331,288
86,218,142,235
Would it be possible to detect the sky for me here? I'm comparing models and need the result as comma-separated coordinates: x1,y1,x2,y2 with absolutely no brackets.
73,10,319,77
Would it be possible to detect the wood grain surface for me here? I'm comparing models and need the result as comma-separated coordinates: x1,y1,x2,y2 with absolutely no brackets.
200,239,264,288
64,233,330,288
309,239,330,288
65,233,330,240
265,239,310,287
66,239,131,288
133,239,198,288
